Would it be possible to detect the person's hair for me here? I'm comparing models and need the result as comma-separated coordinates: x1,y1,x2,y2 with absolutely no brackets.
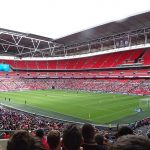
7,130,46,150
7,130,34,150
95,133,104,145
109,135,150,150
117,126,133,137
47,130,60,150
36,129,44,138
82,123,95,143
63,124,82,150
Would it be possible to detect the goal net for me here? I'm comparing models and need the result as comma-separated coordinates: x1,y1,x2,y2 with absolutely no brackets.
139,98,150,111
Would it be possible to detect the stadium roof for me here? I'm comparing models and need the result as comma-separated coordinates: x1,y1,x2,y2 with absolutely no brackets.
54,11,150,46
0,28,53,42
0,11,150,57
0,28,60,57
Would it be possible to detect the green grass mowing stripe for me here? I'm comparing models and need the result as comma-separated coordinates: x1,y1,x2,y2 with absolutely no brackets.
0,90,146,124
78,103,137,123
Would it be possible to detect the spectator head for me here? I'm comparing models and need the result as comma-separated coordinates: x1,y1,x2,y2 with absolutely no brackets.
36,129,44,139
117,126,133,137
109,135,150,150
47,130,61,150
62,124,82,150
95,133,104,145
7,130,34,150
82,123,95,143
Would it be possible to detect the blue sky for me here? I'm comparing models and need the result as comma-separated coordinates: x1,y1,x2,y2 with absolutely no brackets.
0,0,150,39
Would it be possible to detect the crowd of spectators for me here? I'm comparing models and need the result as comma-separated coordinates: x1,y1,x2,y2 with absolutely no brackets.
129,117,150,137
0,106,65,136
1,78,150,95
0,106,150,150
131,117,150,129
1,124,150,150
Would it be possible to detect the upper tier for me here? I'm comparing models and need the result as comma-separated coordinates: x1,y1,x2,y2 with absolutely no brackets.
0,48,150,70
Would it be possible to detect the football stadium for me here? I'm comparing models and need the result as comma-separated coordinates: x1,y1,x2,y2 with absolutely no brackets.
0,1,150,150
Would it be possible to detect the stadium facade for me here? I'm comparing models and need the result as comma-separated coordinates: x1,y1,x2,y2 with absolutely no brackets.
0,11,150,95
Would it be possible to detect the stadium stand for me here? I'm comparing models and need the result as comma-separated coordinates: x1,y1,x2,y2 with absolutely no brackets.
0,78,150,95
0,11,150,150
0,105,150,149
2,48,147,70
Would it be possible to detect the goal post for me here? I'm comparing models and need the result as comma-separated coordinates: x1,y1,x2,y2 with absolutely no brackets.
139,98,150,111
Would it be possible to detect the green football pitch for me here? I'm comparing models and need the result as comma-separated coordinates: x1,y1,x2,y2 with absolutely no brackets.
0,90,149,124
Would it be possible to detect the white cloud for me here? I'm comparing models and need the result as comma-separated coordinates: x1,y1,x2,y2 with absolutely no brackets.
0,0,149,39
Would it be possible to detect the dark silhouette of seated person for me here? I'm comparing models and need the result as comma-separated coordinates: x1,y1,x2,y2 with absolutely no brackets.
116,126,133,138
95,133,107,150
7,130,46,150
82,123,105,150
35,129,49,150
47,130,61,150
62,124,83,150
109,135,150,150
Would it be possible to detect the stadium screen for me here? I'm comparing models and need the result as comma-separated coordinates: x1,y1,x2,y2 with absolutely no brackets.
0,64,10,72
